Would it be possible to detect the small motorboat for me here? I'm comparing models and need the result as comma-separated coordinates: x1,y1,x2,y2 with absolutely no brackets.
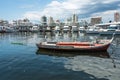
36,33,115,57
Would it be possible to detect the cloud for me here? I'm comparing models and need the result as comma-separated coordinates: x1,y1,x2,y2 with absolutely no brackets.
23,11,41,20
22,0,120,22
102,0,119,4
22,0,90,20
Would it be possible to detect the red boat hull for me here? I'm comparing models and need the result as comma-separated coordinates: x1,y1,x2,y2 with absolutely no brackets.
36,42,110,53
36,42,110,58
36,33,115,58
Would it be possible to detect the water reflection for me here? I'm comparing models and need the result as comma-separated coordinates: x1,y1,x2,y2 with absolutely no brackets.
0,32,119,59
0,32,118,46
0,32,120,80
42,32,114,42
64,56,120,80
36,49,110,58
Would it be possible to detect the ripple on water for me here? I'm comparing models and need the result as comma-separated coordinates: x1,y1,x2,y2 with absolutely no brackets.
64,56,120,80
0,33,120,80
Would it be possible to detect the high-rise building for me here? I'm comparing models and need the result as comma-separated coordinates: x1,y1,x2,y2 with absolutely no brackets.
91,17,102,25
48,16,55,27
55,20,59,26
72,14,78,26
65,17,72,26
114,12,120,22
72,14,78,23
41,16,47,26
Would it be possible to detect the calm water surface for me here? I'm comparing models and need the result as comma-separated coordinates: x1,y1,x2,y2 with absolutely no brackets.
0,32,120,80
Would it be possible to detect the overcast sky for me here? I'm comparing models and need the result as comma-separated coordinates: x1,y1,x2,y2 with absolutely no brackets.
0,0,120,22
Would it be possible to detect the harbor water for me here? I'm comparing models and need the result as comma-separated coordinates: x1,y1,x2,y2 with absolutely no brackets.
0,32,120,80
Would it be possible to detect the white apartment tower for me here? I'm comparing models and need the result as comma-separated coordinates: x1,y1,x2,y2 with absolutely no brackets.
72,14,78,23
72,14,78,26
48,16,55,27
41,16,47,26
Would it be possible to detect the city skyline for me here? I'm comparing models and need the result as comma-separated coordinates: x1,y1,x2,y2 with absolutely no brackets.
0,0,120,23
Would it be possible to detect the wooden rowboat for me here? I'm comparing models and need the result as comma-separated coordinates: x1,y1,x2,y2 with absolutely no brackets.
36,33,114,57
37,39,113,52
37,40,110,51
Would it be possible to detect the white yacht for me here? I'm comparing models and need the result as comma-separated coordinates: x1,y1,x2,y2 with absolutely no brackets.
86,26,100,34
63,26,70,32
0,26,5,33
79,27,86,33
0,26,15,33
46,26,51,32
71,26,78,32
99,24,120,35
30,26,39,32
54,26,60,32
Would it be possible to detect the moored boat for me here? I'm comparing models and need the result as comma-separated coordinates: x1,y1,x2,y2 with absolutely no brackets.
36,35,114,56
37,41,109,51
36,33,115,57
99,24,120,35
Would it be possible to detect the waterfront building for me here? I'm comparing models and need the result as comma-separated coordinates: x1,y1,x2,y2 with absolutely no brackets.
63,17,71,32
40,16,47,31
90,17,102,26
65,17,72,26
0,20,17,33
48,17,55,26
41,16,47,26
0,19,14,33
64,14,79,32
114,12,120,22
72,14,78,23
48,16,56,31
55,20,61,26
0,19,9,26
71,14,79,32
13,18,33,32
65,14,79,26
72,14,79,26
79,20,89,28
54,20,61,32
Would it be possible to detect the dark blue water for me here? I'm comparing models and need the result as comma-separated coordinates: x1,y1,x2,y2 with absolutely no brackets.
0,32,120,80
